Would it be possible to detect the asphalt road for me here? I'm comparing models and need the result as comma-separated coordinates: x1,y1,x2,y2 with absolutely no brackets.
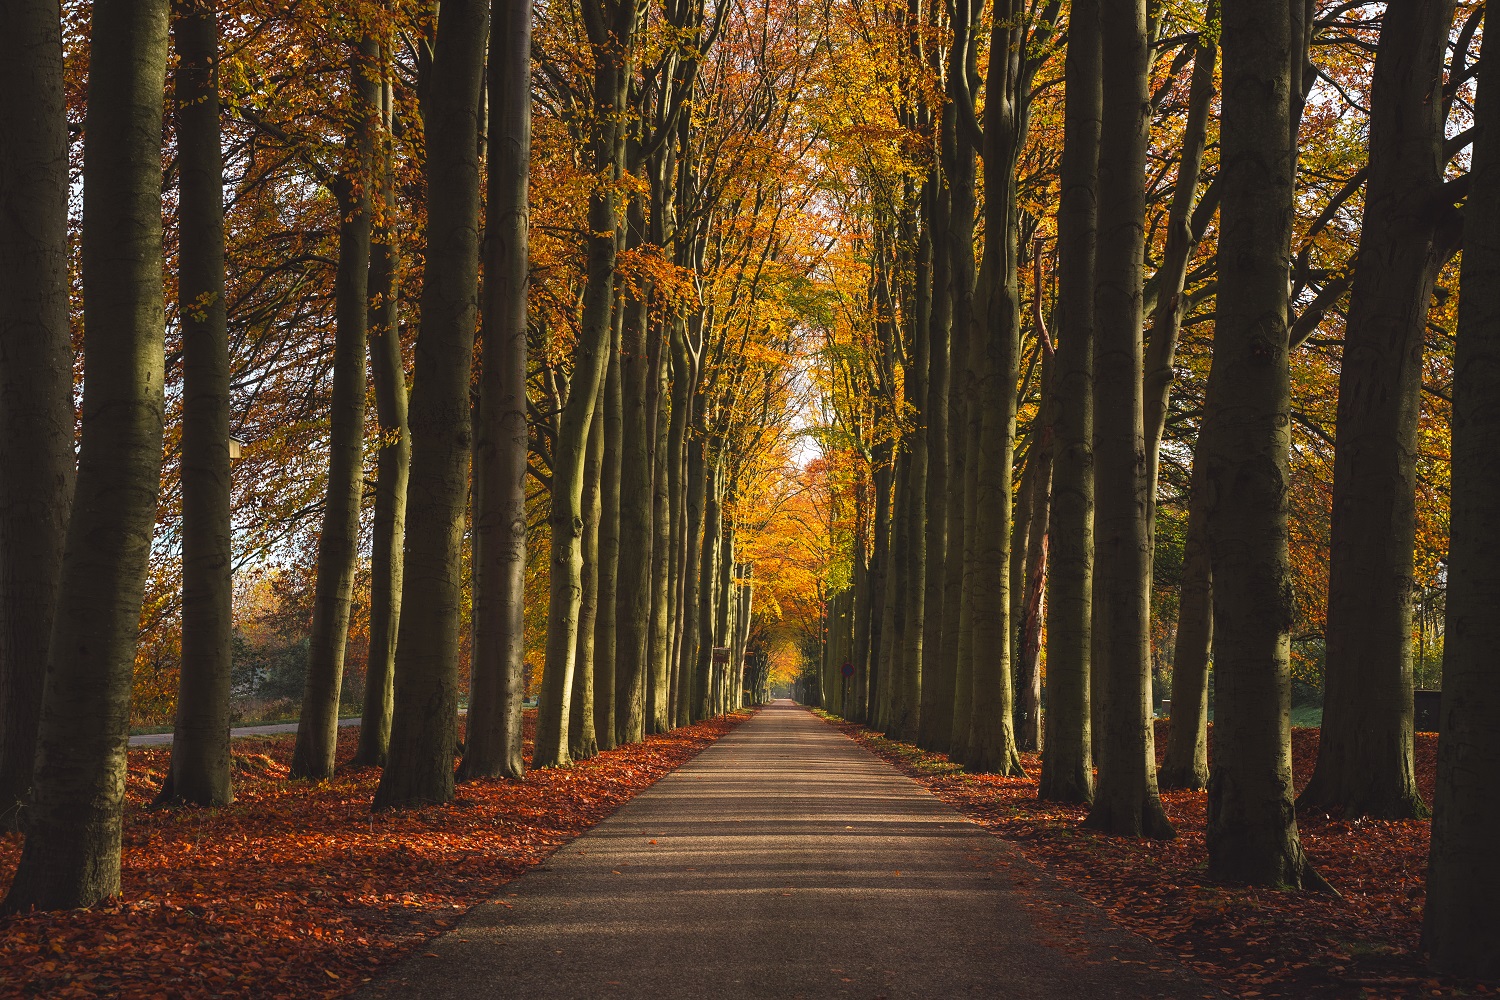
359,700,1221,1000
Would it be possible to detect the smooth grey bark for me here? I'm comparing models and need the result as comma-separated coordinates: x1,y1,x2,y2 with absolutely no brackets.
855,446,892,725
917,154,953,751
875,452,908,732
948,32,982,756
160,0,234,807
535,0,639,767
694,455,722,721
571,392,604,761
291,36,379,781
1201,0,1322,886
678,432,706,727
0,0,169,911
1016,374,1052,753
1423,17,1500,974
965,0,1034,778
1037,0,1097,805
615,201,653,743
1081,0,1171,838
646,333,673,733
1159,468,1212,790
893,191,931,746
355,71,411,771
940,39,976,755
1300,0,1456,821
0,0,77,831
461,0,530,782
593,318,622,750
372,0,488,808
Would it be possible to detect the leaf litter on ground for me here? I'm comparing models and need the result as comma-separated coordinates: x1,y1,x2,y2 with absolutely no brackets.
822,715,1491,1000
0,709,749,999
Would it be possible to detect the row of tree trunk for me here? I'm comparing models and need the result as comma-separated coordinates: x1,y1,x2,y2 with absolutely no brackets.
813,0,1497,974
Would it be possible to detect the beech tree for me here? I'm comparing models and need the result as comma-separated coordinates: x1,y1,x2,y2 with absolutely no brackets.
159,0,234,809
462,0,532,783
291,29,381,781
1423,12,1500,975
354,49,412,771
1301,0,1458,821
1200,0,1321,888
373,0,489,809
0,0,75,831
1081,0,1171,839
1037,0,1099,806
1,0,170,911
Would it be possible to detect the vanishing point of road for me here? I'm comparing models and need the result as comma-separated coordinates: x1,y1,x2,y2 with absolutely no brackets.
361,701,1221,999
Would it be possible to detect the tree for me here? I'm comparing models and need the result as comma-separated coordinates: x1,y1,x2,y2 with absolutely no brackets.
1037,0,1099,806
158,0,234,808
1082,0,1172,838
1201,0,1321,887
354,45,412,770
1424,6,1500,970
1,0,170,911
1300,0,1458,821
462,0,532,783
373,0,489,809
291,29,381,781
534,0,641,767
0,0,75,830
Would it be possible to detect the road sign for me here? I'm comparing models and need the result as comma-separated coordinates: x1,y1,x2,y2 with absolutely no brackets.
841,661,854,679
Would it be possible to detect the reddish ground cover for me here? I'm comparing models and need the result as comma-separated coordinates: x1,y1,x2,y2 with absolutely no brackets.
825,715,1488,1000
0,710,747,999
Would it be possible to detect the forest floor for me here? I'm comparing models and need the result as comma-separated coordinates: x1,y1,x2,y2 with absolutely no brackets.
0,710,749,999
823,715,1488,1000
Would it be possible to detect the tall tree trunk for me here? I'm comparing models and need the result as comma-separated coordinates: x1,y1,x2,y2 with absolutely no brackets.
965,0,1027,778
371,0,488,808
1017,410,1052,753
1082,0,1172,837
875,453,908,732
918,155,952,751
614,288,652,743
292,36,379,780
0,0,74,832
571,391,604,761
1423,19,1500,973
647,326,673,733
1201,0,1322,886
855,448,890,724
667,327,694,727
614,191,652,743
461,0,530,782
0,0,169,911
694,455,722,721
949,103,982,761
1159,467,1211,789
678,431,706,726
714,527,736,715
355,69,411,770
161,0,234,807
534,0,636,766
894,179,931,746
1300,0,1455,821
594,317,622,749
1037,0,1098,805
940,84,976,758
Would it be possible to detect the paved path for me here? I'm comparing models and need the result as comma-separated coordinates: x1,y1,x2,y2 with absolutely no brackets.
360,701,1219,1000
127,717,362,746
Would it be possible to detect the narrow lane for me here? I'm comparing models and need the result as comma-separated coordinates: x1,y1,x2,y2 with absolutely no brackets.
361,701,1219,999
